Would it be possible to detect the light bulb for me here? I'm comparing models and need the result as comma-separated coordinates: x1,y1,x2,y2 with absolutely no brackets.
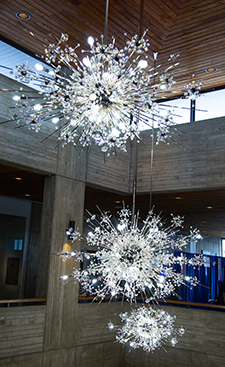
82,57,91,67
89,93,96,101
61,275,68,280
13,95,20,101
137,59,148,69
87,36,94,46
52,117,59,123
48,70,55,77
33,104,42,111
35,63,44,71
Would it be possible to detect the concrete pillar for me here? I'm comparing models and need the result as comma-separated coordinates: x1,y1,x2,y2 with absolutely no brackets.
24,202,42,298
36,144,86,366
38,174,85,366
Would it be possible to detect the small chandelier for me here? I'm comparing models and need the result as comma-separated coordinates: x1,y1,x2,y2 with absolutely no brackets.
108,305,185,353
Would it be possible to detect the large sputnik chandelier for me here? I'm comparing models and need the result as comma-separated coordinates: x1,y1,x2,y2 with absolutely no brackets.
108,306,185,352
60,206,203,303
6,0,182,153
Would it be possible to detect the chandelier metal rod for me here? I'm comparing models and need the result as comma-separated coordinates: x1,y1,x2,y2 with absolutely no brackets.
139,0,144,39
132,141,138,220
132,0,145,219
149,120,154,210
149,55,157,210
103,0,110,45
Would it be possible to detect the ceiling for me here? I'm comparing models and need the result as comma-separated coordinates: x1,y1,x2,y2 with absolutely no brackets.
0,0,225,99
0,163,225,238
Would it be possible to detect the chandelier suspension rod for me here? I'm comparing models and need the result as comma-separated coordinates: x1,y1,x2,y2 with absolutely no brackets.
149,120,154,210
139,0,144,39
149,53,157,210
132,0,145,219
132,141,138,220
103,0,110,45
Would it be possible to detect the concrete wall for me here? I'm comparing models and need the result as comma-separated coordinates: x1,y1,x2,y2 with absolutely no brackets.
0,74,132,194
0,303,126,367
137,116,225,193
2,73,225,195
0,303,225,367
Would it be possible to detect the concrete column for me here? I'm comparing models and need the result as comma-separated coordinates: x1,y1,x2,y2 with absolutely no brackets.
24,202,42,298
37,174,85,366
36,143,87,367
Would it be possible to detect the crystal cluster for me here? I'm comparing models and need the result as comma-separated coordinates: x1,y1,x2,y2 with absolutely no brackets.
184,74,202,100
10,32,181,153
60,206,203,303
109,306,185,352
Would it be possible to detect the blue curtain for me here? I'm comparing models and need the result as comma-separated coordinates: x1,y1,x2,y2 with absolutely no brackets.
172,252,225,303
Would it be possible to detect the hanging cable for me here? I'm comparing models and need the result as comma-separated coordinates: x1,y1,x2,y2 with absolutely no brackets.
103,0,110,45
149,52,158,210
132,0,144,219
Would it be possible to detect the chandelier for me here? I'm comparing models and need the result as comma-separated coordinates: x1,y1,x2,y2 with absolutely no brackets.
9,32,181,153
59,206,203,303
5,0,185,154
108,305,185,353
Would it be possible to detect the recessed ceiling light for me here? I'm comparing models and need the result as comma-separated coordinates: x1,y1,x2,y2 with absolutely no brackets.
206,206,213,209
205,67,217,73
173,196,183,200
15,177,22,181
115,201,121,204
25,194,30,197
16,12,30,20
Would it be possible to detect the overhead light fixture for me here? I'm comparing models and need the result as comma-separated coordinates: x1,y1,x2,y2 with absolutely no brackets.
174,196,183,200
205,67,217,73
15,177,22,180
16,12,30,20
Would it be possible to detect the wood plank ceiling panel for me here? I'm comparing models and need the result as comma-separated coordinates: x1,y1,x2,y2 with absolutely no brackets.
157,0,225,96
1,0,224,96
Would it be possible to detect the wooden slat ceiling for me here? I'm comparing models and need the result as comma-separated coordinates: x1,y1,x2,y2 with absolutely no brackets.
0,0,225,98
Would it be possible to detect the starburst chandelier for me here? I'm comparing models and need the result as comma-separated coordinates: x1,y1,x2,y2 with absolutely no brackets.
108,305,185,353
59,206,203,303
5,0,184,154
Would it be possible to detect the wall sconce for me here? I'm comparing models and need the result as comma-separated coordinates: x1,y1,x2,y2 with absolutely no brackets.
66,221,76,240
